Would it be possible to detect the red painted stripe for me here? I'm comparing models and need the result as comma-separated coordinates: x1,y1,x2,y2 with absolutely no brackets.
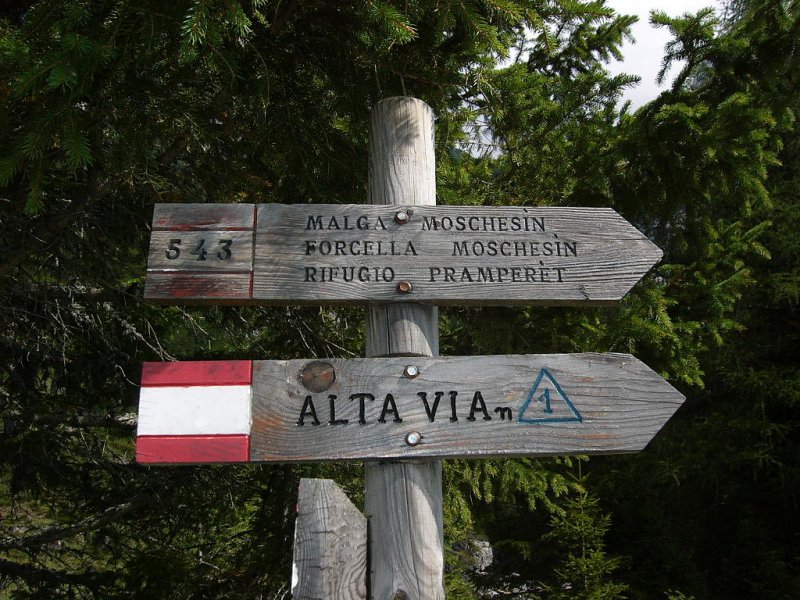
136,435,250,464
144,272,253,300
141,360,252,387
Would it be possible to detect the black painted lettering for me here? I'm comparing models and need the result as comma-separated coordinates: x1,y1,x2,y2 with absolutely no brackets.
460,268,473,283
467,391,492,421
405,241,418,256
494,406,513,421
335,240,346,255
357,215,368,229
430,267,440,281
298,396,320,426
349,393,375,425
307,215,323,230
378,393,402,423
328,395,348,425
421,216,437,230
304,267,317,282
376,216,387,230
418,391,443,423
555,267,566,282
453,241,468,257
444,268,455,282
477,268,494,282
449,391,458,422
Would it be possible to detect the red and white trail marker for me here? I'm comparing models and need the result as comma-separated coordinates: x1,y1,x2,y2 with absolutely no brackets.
136,360,253,464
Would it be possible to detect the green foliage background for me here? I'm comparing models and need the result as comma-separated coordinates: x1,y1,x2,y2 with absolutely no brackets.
1,0,798,597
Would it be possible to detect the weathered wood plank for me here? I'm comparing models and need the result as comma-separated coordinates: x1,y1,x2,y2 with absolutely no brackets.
364,97,444,600
251,204,662,306
248,353,685,462
145,204,256,302
145,202,663,306
147,231,253,272
144,272,253,303
292,479,367,600
152,203,255,230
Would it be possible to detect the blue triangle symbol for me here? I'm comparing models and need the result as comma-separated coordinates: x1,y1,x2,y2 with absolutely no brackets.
518,368,582,424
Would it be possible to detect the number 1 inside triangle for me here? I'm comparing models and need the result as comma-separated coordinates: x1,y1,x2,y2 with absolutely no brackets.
518,368,583,424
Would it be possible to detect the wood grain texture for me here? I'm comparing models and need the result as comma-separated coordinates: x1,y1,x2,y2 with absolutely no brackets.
152,203,255,230
147,231,254,272
366,295,439,357
145,202,662,306
251,204,661,305
145,204,256,302
248,353,684,462
364,97,443,600
144,272,253,303
292,479,367,600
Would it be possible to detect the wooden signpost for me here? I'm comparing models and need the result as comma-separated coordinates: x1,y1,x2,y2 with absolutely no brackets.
136,354,683,464
136,97,684,600
144,204,662,306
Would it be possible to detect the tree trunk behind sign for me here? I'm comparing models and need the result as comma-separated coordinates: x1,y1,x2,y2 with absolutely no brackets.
365,97,444,600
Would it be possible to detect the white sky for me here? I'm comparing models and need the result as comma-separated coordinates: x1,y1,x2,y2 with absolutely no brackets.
605,0,725,108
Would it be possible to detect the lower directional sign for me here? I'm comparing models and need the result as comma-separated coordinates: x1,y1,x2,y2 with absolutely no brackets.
136,353,684,464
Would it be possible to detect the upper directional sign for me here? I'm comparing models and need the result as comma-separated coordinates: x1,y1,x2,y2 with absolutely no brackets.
135,353,684,464
144,203,663,306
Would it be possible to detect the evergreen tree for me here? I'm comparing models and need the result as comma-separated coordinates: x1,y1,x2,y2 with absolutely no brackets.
2,0,799,597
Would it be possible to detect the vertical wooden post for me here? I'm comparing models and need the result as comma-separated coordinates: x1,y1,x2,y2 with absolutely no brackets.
365,98,444,600
292,479,367,600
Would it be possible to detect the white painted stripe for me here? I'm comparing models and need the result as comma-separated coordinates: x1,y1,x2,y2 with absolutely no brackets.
137,385,252,436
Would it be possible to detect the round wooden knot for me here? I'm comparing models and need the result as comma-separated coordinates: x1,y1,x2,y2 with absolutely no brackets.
299,361,336,393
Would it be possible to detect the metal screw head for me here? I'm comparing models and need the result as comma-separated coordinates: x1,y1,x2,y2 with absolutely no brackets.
396,280,413,294
394,210,410,224
405,432,422,447
403,365,420,379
